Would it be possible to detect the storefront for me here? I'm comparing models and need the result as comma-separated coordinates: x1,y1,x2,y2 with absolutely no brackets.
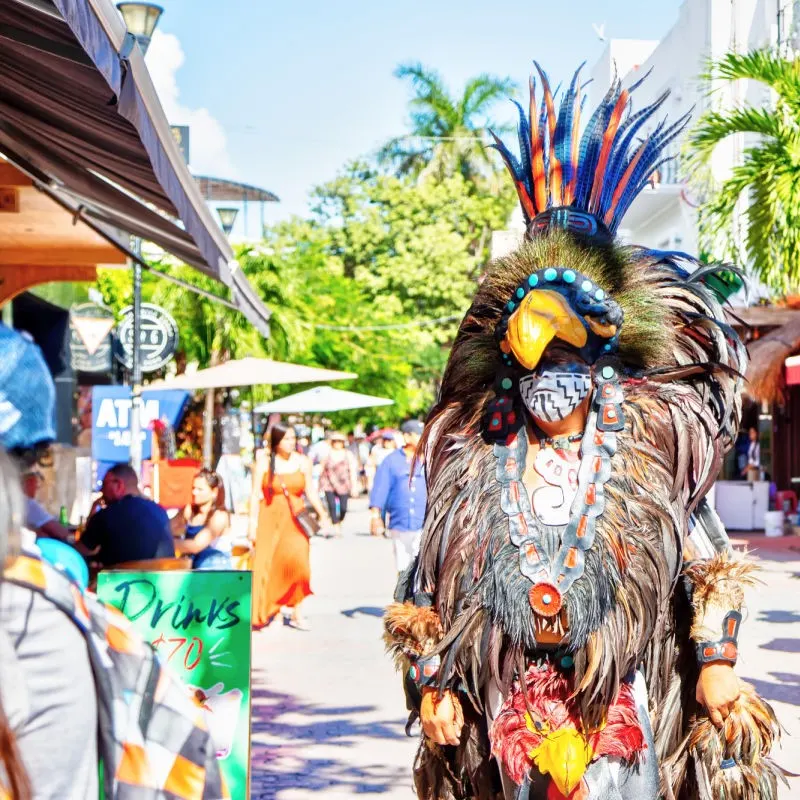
0,0,272,514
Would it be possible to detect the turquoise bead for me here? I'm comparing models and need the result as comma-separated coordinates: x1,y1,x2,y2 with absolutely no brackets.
595,289,605,300
602,365,614,379
604,344,612,351
563,270,576,284
516,287,525,299
528,274,539,287
507,301,515,312
560,655,574,669
581,280,593,292
501,378,513,390
544,268,558,282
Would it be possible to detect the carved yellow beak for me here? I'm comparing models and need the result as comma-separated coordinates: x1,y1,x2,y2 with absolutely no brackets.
529,728,594,797
503,290,588,370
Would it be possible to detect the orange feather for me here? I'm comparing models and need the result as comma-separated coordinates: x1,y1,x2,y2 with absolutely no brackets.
514,180,536,219
550,157,563,206
540,75,560,206
588,88,629,213
565,83,583,205
529,76,547,213
530,76,547,214
603,138,648,226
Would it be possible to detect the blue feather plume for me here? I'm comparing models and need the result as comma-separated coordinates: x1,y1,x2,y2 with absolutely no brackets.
489,63,690,235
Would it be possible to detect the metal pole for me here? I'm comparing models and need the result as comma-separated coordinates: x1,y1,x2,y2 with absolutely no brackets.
129,240,143,477
249,385,257,463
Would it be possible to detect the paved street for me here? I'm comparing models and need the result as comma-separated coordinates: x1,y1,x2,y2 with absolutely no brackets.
250,498,416,799
250,499,800,798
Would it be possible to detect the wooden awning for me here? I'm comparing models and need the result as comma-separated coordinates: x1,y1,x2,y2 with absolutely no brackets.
0,0,271,334
0,160,126,303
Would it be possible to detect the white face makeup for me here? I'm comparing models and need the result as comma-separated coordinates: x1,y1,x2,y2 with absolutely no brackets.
519,368,591,423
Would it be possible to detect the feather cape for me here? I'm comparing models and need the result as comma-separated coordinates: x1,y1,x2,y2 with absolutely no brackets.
409,232,750,798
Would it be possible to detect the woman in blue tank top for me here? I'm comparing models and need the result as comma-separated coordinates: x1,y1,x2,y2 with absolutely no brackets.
173,469,232,569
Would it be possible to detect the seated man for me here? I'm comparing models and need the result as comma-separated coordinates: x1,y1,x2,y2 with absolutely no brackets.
81,463,174,567
21,467,70,542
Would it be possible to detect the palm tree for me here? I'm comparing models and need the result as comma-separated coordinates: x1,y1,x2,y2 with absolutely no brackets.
379,62,516,187
687,50,800,293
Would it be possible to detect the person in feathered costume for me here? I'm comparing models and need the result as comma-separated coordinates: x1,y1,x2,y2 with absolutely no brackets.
384,63,784,800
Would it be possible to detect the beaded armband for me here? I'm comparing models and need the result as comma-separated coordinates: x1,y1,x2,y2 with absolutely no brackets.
696,610,741,666
408,654,441,688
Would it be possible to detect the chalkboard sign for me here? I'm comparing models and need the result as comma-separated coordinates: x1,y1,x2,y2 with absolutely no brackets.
97,570,252,798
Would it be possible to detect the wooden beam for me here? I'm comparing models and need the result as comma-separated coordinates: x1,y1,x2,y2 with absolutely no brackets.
0,246,127,266
725,306,800,328
0,163,33,188
0,265,97,306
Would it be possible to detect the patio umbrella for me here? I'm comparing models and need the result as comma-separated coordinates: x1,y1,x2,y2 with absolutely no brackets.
150,358,356,390
255,386,393,414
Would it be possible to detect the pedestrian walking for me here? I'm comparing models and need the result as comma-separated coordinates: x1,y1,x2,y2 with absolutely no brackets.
369,420,426,572
743,426,761,482
383,62,779,799
319,432,358,537
249,423,329,630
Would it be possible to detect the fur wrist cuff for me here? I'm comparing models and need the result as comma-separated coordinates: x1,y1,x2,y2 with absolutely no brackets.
684,553,757,644
383,601,443,670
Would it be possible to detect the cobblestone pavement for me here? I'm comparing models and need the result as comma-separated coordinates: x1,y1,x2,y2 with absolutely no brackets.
249,498,800,798
250,498,416,799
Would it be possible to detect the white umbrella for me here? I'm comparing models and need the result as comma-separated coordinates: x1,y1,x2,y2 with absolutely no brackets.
149,357,356,390
255,385,393,414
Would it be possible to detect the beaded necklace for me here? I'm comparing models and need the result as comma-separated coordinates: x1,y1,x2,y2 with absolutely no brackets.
493,363,626,620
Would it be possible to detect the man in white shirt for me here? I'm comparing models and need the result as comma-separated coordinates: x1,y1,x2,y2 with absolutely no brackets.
21,468,69,541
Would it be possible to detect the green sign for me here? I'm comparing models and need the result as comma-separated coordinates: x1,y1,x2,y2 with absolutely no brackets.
97,570,252,799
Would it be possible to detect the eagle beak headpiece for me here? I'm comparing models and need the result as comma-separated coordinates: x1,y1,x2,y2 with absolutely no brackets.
485,61,689,438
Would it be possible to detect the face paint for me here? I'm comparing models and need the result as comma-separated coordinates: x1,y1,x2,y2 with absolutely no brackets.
519,363,591,423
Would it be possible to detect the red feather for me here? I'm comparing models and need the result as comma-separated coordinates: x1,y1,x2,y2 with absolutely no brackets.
489,663,645,787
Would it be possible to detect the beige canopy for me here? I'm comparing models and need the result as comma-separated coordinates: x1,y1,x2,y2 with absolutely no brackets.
150,358,356,391
255,386,393,414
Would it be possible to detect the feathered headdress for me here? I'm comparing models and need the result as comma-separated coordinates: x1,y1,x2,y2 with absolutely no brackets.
491,63,690,240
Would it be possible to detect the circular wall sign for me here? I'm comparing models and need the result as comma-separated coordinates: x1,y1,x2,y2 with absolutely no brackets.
115,303,179,373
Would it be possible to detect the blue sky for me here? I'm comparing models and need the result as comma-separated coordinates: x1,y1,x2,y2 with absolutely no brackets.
146,0,683,235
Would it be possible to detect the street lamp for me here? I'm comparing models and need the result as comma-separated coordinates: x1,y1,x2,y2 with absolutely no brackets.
200,205,239,467
116,1,164,478
217,207,239,236
116,2,164,55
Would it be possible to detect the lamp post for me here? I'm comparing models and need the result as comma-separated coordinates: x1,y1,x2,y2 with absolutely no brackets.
116,2,164,477
116,2,163,55
200,207,240,467
217,207,239,236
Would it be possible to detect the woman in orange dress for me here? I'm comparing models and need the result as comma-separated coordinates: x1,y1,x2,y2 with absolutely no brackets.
249,423,328,630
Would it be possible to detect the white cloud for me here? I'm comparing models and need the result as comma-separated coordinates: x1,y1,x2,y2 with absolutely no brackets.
145,30,239,178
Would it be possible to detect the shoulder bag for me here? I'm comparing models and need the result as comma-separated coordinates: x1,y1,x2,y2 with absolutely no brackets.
279,479,320,539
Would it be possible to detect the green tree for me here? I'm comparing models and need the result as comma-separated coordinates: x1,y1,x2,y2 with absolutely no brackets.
313,162,514,326
687,49,800,293
379,62,516,187
93,141,515,428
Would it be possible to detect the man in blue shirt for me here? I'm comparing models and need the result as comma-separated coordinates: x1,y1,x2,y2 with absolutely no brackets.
81,463,174,567
369,420,427,572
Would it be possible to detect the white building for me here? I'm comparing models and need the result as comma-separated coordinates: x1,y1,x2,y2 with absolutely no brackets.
491,0,798,266
592,0,798,254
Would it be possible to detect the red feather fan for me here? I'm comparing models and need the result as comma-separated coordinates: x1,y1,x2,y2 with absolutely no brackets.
489,663,646,788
